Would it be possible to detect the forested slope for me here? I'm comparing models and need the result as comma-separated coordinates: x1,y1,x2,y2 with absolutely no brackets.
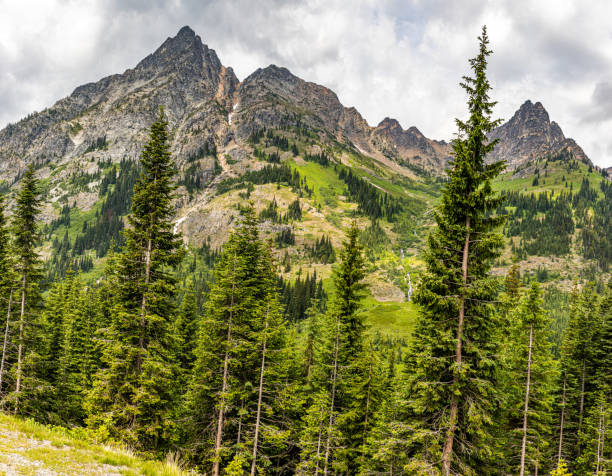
0,25,610,476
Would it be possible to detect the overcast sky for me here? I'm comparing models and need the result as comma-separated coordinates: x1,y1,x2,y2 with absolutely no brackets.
2,0,612,167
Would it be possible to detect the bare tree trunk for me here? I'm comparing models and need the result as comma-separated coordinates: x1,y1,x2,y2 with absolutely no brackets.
596,403,604,475
314,405,325,476
558,376,567,465
237,399,243,446
14,274,26,413
578,360,586,441
520,323,534,476
442,216,470,476
137,238,152,373
251,304,270,476
323,316,341,476
0,289,13,393
361,353,373,460
213,276,236,476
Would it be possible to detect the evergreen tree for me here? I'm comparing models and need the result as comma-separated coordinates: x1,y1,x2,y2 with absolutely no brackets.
56,271,91,423
37,270,92,424
41,278,67,387
79,285,106,389
299,222,373,474
404,26,505,475
551,460,573,476
575,390,611,474
0,193,14,395
10,164,43,412
499,282,557,475
574,280,612,474
558,283,601,468
175,284,199,381
86,109,184,451
359,349,407,475
249,243,293,475
183,208,291,475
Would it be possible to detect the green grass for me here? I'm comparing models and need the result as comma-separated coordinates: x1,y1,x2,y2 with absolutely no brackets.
0,413,194,475
289,159,347,207
493,158,606,198
359,295,419,342
51,201,102,243
317,272,418,343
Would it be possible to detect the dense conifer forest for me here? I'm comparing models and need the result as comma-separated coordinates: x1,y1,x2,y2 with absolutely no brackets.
0,27,609,476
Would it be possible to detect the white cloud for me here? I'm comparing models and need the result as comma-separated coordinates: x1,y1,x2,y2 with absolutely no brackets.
1,0,612,166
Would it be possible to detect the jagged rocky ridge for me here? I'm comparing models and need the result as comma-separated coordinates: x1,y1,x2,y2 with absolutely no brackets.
488,99,591,169
0,26,595,186
0,26,451,184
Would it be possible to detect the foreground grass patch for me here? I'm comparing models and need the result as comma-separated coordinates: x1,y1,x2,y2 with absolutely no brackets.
0,413,194,475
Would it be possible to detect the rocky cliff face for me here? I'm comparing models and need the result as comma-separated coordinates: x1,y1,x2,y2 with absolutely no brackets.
0,26,238,181
488,100,591,169
0,27,451,185
232,65,450,173
371,118,449,172
0,27,594,188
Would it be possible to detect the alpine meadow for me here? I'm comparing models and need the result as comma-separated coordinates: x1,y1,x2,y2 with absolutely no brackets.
0,13,611,476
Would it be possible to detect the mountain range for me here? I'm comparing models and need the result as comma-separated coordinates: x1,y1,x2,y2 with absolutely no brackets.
0,26,595,183
0,25,608,297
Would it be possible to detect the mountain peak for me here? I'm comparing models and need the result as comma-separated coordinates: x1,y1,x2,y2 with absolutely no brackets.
246,65,298,84
489,100,590,167
133,25,222,81
176,25,196,39
514,99,550,124
407,126,424,137
377,117,402,130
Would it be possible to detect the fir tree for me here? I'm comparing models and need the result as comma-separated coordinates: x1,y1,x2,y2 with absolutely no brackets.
184,207,290,474
249,243,291,475
405,26,505,475
86,109,184,451
41,278,67,387
499,282,557,475
10,164,43,412
359,349,407,475
0,193,14,395
56,271,90,423
299,222,372,474
175,284,199,381
551,460,573,476
574,280,612,474
575,390,611,474
559,283,601,467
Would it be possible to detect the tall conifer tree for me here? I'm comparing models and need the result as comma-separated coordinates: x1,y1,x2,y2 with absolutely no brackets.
299,222,372,474
0,193,14,395
574,281,612,474
86,109,184,451
500,282,557,475
11,164,42,412
559,283,601,467
406,26,505,475
56,271,90,424
175,284,199,382
184,208,290,475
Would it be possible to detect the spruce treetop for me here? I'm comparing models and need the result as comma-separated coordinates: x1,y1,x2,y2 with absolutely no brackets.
13,164,42,265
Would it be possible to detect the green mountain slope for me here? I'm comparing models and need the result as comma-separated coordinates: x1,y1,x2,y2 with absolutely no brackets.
493,151,612,282
1,26,610,345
